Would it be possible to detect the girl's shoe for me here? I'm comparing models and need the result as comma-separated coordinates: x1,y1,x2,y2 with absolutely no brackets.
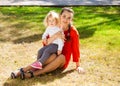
30,61,42,69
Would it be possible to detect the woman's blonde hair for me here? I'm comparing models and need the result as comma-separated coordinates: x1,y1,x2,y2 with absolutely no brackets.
43,11,59,27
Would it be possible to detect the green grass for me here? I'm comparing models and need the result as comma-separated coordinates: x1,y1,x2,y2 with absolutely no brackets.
0,6,120,86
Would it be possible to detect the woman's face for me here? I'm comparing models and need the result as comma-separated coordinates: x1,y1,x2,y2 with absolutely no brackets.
60,10,73,29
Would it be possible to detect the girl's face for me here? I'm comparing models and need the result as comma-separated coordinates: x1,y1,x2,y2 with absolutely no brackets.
60,10,73,29
48,16,57,27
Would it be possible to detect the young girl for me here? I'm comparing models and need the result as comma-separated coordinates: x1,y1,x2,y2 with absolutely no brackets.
11,11,64,79
31,11,64,69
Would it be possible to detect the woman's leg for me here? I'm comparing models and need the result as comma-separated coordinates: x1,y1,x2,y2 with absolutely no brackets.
11,64,34,78
11,54,57,78
25,54,65,78
34,54,65,76
43,54,57,65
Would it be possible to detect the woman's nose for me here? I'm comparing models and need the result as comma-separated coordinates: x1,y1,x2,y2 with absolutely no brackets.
64,18,67,22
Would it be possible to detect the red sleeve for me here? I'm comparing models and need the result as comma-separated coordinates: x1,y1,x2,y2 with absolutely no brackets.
71,27,80,62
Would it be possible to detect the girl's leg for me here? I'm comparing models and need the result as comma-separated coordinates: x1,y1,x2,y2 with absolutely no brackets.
37,45,48,60
38,44,58,64
31,45,55,70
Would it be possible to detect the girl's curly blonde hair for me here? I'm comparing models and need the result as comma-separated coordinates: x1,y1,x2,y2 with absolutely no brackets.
43,11,59,27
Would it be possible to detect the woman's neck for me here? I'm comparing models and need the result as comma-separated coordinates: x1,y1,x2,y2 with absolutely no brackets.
62,26,69,31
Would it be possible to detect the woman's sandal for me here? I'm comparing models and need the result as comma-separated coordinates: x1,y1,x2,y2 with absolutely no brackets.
20,68,25,80
11,72,16,79
28,71,34,78
20,69,34,80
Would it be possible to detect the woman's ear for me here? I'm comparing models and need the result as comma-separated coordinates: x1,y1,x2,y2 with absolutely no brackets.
70,21,73,25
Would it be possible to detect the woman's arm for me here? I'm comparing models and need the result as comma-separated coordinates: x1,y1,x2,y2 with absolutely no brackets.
71,28,85,74
76,61,80,68
47,31,64,45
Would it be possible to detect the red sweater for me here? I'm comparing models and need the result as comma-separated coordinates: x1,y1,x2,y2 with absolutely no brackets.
62,25,80,69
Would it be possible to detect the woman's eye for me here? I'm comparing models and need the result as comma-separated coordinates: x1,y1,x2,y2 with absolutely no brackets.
62,15,66,18
67,17,71,20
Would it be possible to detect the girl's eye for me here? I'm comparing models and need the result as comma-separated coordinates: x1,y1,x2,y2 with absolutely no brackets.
48,20,52,22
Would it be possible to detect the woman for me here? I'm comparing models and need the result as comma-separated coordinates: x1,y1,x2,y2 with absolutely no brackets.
11,7,85,80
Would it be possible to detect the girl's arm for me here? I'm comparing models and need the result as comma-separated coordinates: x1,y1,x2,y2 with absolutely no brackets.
42,39,47,45
42,28,49,45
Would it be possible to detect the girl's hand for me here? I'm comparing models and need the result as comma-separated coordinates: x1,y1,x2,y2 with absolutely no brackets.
76,66,85,74
42,39,47,45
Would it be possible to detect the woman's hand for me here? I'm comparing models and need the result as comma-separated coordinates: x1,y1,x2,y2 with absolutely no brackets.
75,61,85,74
76,66,85,74
47,31,65,45
55,31,65,40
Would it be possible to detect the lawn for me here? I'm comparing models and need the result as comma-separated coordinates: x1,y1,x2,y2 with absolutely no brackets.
0,6,120,86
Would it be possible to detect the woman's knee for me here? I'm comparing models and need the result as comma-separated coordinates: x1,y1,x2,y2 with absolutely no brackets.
58,54,65,63
57,54,65,67
59,54,65,59
49,54,57,61
44,54,57,65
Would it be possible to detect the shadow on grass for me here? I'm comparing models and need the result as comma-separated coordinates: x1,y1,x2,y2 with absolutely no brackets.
3,69,75,86
1,6,119,43
0,33,42,43
77,13,120,39
13,33,42,43
12,27,96,44
78,27,96,39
